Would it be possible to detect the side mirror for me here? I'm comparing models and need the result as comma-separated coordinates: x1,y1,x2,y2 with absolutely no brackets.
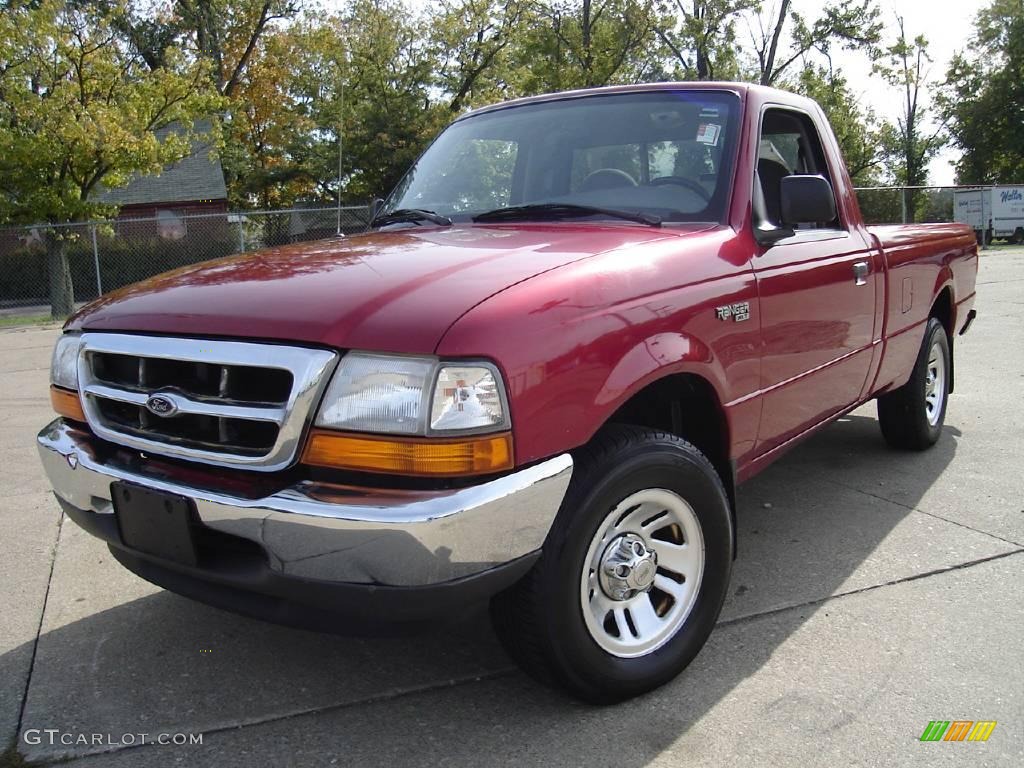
780,175,837,226
368,198,385,229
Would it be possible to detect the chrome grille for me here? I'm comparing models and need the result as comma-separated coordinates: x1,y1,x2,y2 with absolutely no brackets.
91,352,294,405
77,333,337,471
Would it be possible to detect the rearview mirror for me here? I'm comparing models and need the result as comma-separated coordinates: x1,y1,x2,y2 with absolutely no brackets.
780,175,837,226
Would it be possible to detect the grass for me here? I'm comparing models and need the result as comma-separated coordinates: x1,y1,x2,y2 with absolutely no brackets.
0,313,57,330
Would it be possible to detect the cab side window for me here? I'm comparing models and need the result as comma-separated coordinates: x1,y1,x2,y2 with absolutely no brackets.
757,109,841,230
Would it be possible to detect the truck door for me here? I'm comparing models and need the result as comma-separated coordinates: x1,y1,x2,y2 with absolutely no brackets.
751,107,878,453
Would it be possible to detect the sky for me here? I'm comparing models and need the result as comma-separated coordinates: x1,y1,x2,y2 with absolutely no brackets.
788,0,990,186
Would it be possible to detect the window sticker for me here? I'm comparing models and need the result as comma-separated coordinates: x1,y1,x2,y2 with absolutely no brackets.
696,123,721,146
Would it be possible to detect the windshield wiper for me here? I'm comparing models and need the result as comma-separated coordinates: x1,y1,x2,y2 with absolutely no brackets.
472,203,661,227
372,208,453,227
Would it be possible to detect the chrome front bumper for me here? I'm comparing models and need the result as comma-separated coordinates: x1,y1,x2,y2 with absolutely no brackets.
37,420,573,588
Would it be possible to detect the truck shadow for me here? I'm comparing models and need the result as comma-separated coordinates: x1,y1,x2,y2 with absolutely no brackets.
10,409,961,765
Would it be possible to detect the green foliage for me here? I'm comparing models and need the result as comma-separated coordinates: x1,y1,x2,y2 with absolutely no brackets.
0,0,223,315
940,0,1024,184
0,0,901,216
872,16,946,218
343,0,443,198
0,0,223,225
219,0,445,206
855,187,903,225
510,0,665,92
782,1,881,81
655,0,755,82
433,0,526,111
794,65,883,185
219,16,343,207
174,0,301,96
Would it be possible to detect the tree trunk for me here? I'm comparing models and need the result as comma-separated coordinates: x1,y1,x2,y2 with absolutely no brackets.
696,46,710,79
582,0,594,86
46,233,75,319
761,0,791,85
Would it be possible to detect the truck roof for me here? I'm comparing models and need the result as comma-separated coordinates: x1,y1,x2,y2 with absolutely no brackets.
456,81,817,123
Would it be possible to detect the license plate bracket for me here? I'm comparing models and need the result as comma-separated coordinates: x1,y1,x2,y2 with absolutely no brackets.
111,482,198,567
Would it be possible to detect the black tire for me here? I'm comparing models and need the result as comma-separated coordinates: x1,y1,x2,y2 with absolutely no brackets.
490,425,733,703
877,317,951,450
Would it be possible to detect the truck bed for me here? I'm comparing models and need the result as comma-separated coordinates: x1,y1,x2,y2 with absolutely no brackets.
866,222,978,396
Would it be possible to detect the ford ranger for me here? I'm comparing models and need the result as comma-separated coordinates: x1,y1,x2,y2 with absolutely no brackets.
38,83,978,702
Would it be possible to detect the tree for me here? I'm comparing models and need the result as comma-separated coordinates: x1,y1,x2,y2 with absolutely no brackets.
873,16,946,220
750,0,881,86
512,0,663,92
0,0,221,316
334,0,442,200
433,0,526,112
175,0,299,97
940,0,1024,184
656,0,755,81
794,65,883,185
220,17,327,208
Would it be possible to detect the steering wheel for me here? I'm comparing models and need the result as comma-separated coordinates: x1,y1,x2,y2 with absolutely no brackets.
649,176,711,202
579,168,638,192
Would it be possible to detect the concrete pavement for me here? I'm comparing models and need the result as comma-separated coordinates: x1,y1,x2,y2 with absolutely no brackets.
2,251,1022,767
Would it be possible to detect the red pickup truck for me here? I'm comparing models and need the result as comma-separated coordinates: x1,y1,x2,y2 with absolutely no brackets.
38,83,977,702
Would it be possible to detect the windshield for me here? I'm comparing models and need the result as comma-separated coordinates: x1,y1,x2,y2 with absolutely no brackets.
382,90,740,225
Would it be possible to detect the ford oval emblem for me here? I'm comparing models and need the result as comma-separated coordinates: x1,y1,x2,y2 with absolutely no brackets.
145,394,178,417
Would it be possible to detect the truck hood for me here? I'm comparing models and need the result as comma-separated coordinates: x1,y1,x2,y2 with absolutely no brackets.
67,224,704,353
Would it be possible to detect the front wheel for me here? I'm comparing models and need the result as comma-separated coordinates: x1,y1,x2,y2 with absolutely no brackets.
490,426,733,703
877,317,951,450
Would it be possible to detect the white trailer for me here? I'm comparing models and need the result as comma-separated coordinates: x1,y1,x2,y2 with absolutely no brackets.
991,186,1024,243
950,189,983,228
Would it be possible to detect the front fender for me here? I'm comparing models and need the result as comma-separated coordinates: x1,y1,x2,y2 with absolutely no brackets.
594,332,726,411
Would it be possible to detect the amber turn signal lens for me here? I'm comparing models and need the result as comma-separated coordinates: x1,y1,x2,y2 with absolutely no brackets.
50,385,86,423
302,430,514,477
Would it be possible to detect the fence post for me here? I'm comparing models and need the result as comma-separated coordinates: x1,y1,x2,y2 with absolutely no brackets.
980,188,989,250
90,224,103,296
900,191,907,224
237,218,246,252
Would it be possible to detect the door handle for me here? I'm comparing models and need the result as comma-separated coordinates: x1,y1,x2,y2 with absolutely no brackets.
852,261,870,286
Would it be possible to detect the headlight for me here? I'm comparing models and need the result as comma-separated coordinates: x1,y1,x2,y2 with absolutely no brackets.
429,365,507,433
315,353,509,436
315,353,434,435
50,334,82,390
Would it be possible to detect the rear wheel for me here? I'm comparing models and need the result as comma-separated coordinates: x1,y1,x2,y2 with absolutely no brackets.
490,426,733,703
877,317,950,450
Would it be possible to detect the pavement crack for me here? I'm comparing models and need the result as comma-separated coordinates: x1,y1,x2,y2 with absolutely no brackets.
14,508,65,747
976,276,1024,285
815,475,1024,548
719,547,1024,628
33,666,519,764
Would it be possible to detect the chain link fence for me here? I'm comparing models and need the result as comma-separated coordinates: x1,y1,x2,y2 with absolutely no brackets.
0,205,372,323
855,184,1024,248
3,188,1021,325
855,185,955,226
